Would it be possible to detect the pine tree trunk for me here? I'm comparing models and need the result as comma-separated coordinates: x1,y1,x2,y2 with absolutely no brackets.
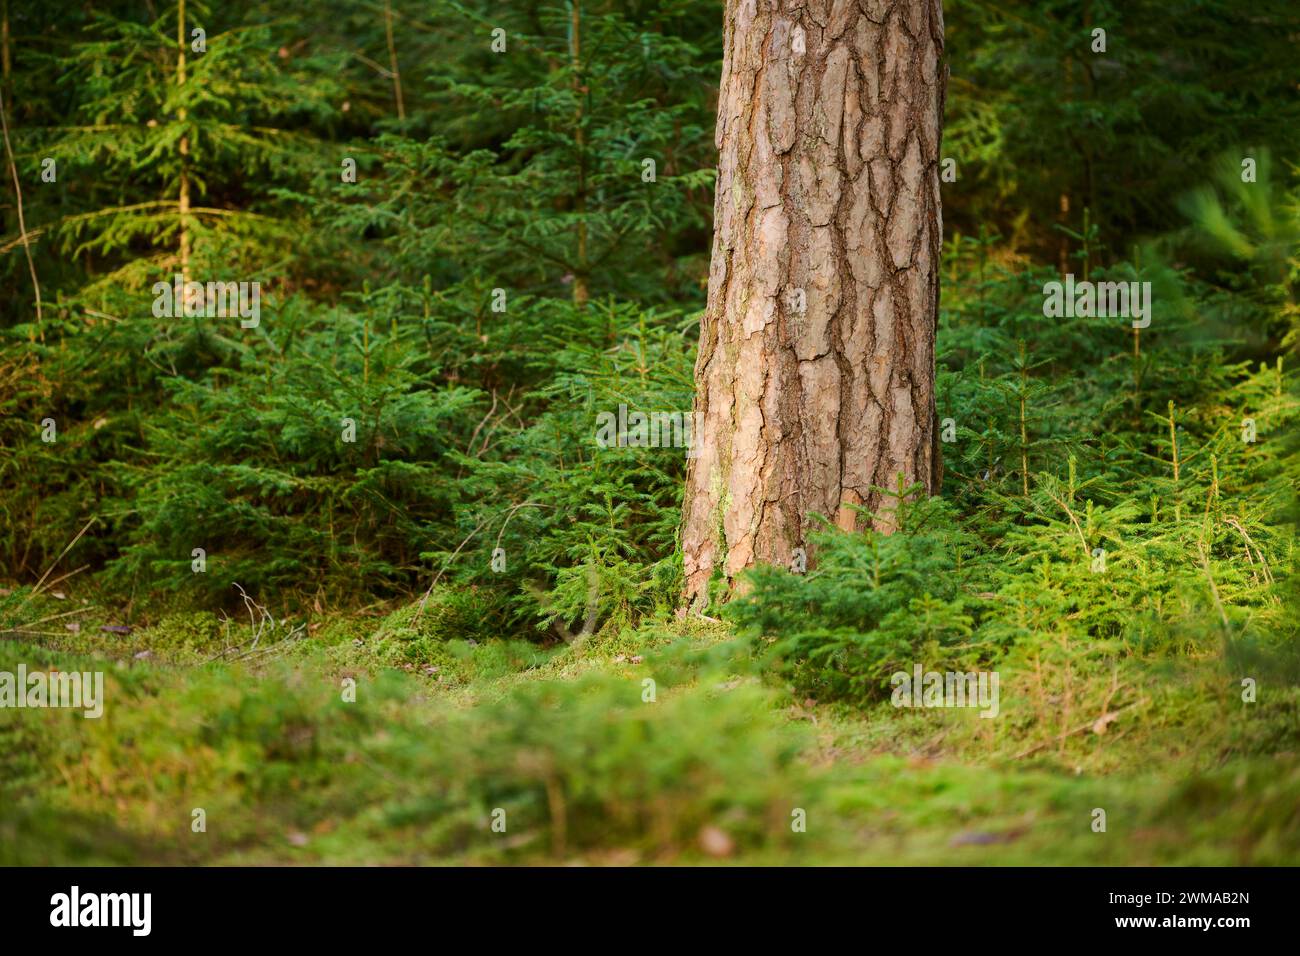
682,0,946,606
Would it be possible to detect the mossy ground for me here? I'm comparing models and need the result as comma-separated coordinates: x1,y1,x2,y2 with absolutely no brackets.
2,586,1296,866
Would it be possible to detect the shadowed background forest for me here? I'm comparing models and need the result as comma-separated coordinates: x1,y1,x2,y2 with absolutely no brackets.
1,0,1298,865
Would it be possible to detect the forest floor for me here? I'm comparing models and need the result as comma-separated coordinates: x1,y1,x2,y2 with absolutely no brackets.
2,590,1298,865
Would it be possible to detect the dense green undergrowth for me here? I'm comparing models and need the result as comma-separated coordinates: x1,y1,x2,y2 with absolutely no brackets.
2,0,1299,864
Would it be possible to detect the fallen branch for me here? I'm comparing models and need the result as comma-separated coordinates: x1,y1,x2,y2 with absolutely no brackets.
1013,697,1149,760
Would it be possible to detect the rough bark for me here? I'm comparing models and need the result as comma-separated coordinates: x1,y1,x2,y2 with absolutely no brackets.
682,0,946,605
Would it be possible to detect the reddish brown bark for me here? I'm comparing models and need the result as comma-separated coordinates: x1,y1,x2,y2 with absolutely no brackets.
682,0,946,605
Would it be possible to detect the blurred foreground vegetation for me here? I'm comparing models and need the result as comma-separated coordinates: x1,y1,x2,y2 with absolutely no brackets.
3,599,1299,864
